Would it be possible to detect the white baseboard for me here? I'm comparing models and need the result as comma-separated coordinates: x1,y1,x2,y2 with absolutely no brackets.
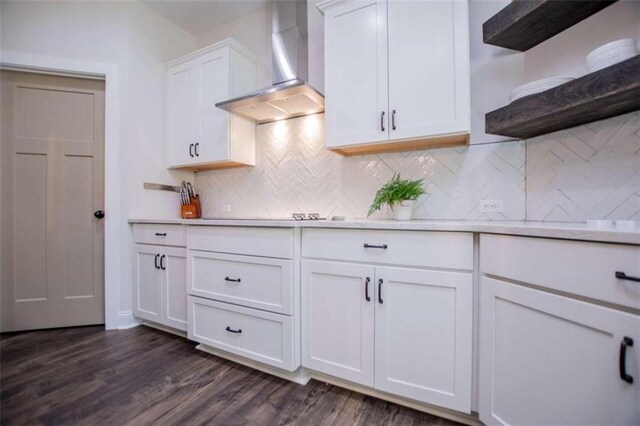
141,321,187,338
195,344,311,385
118,311,141,329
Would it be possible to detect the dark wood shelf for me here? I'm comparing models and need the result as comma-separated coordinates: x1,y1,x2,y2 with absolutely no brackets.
485,55,640,139
483,0,617,52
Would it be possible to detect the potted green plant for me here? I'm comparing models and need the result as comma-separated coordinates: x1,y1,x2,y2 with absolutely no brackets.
367,173,426,220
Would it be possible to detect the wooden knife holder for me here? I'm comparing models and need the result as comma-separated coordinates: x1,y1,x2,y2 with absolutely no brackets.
181,195,201,219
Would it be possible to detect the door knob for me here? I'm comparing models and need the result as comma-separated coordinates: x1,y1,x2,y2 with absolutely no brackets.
94,210,105,219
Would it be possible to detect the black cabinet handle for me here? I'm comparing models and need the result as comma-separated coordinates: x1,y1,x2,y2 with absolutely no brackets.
154,253,160,269
620,336,634,384
155,232,167,237
616,271,640,283
160,255,166,270
378,279,383,304
225,277,241,283
364,243,388,249
225,326,242,334
392,109,397,130
194,142,200,157
189,143,194,157
365,277,371,302
380,111,385,132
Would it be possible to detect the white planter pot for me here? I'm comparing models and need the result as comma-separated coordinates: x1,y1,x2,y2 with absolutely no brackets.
392,200,414,221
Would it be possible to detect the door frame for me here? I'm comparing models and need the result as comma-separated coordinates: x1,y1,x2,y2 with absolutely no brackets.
1,51,121,329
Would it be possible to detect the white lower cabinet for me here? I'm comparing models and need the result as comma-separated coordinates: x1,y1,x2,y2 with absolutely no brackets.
301,261,375,386
133,244,187,331
302,259,473,412
480,280,640,425
188,295,295,371
375,266,472,412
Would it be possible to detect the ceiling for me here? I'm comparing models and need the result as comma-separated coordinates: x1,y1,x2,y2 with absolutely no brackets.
141,0,270,37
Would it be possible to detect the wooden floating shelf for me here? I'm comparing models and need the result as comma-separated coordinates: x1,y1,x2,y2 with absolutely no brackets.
485,55,640,140
483,0,617,52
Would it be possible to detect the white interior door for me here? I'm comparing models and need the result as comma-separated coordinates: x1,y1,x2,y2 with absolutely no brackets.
162,246,187,331
0,71,105,332
302,260,375,386
387,0,470,140
374,266,473,412
480,277,640,425
324,0,388,149
198,48,230,163
133,244,162,323
166,60,198,166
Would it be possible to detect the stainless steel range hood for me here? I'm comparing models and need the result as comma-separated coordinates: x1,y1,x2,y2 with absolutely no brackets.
215,0,324,124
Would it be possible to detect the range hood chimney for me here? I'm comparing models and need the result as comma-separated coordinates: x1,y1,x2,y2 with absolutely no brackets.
215,0,324,124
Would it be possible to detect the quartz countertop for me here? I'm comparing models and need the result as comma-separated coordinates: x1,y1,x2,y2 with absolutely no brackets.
128,217,640,245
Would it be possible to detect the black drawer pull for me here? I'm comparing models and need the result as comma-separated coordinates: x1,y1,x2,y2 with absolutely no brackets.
620,336,634,384
365,277,371,302
154,253,160,269
155,232,167,236
378,279,383,304
616,271,640,283
364,244,388,249
160,255,166,270
225,277,241,283
226,326,242,334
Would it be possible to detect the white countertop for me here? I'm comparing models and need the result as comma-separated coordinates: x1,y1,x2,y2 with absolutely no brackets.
128,217,640,245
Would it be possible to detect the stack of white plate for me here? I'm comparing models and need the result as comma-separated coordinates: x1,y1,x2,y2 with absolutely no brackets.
509,77,574,103
586,39,639,72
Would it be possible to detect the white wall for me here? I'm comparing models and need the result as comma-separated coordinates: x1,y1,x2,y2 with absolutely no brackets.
196,5,272,88
0,0,197,327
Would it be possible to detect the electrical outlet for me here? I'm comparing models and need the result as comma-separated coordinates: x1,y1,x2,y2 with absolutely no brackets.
222,204,232,213
479,199,504,213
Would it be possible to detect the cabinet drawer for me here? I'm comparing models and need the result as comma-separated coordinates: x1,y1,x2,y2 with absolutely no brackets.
133,224,186,247
302,229,473,270
480,234,640,309
188,251,293,315
188,296,295,371
188,226,294,259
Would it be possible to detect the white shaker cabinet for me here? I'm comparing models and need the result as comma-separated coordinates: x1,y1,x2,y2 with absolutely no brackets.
301,260,375,387
319,0,470,154
165,39,257,169
301,229,474,413
480,277,640,425
133,244,163,324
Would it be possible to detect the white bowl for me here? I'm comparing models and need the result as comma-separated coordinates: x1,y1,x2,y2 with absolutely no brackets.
509,77,574,103
586,39,639,72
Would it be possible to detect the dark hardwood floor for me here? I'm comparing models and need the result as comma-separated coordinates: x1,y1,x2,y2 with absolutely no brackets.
1,325,462,425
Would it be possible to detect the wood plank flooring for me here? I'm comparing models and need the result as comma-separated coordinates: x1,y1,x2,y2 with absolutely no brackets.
1,325,462,425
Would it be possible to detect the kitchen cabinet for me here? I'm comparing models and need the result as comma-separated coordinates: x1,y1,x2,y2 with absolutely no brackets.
133,244,187,331
186,226,300,372
319,0,470,154
479,234,640,425
479,277,640,425
301,229,473,412
165,39,257,169
301,260,375,387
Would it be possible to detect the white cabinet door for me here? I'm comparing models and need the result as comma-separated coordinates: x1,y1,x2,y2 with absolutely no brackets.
133,244,162,323
166,60,198,166
374,266,473,412
324,0,388,148
302,260,375,386
480,277,640,425
387,0,469,141
162,247,187,331
197,48,230,163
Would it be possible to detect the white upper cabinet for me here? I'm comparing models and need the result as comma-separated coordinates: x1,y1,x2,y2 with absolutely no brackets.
319,0,470,154
165,39,257,169
323,0,389,148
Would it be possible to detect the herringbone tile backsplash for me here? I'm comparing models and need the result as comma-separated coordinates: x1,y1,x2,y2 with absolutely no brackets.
195,112,640,222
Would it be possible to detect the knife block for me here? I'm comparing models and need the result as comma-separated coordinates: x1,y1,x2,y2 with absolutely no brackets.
181,195,201,219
